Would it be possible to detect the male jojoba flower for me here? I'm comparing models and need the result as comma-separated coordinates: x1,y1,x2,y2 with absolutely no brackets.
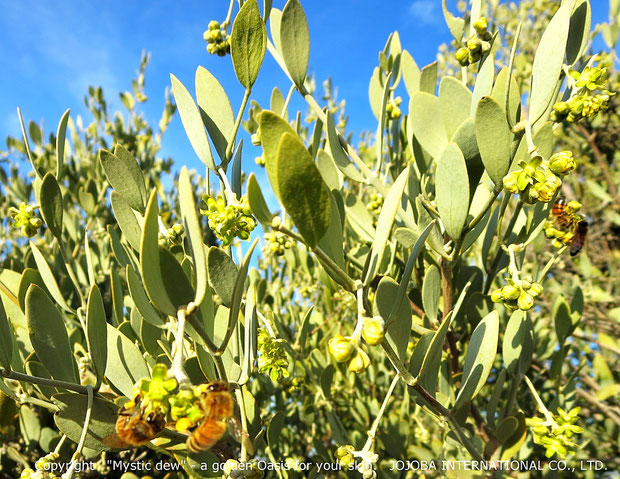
367,193,384,215
526,407,583,458
473,17,488,35
385,97,402,119
335,445,356,468
9,203,43,238
549,151,576,175
491,277,543,311
328,335,356,362
263,231,292,256
203,20,231,56
257,328,290,381
159,223,185,246
200,195,256,246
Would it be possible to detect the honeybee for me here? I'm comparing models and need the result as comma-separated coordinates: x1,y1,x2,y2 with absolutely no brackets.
186,381,234,453
550,198,589,256
103,401,166,449
570,220,588,256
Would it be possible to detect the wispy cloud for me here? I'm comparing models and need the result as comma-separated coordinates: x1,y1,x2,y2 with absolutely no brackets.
409,0,440,25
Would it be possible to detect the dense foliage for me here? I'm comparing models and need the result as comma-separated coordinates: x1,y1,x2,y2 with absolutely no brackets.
0,0,618,478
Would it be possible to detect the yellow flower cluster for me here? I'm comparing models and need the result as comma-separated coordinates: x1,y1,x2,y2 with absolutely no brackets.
200,195,256,246
9,203,42,237
203,20,230,56
455,17,492,66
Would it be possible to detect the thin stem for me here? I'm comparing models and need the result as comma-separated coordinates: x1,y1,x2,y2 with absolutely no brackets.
223,88,252,165
218,167,236,204
222,0,235,29
185,312,219,354
21,397,59,412
361,375,399,454
536,246,567,283
2,368,91,395
170,307,190,384
465,185,503,233
524,376,556,425
234,386,251,462
282,84,295,116
53,435,68,455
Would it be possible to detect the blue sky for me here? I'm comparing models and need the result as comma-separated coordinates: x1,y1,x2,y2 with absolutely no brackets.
0,0,612,180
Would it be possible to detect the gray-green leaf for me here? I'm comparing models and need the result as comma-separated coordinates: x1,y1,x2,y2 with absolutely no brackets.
39,172,63,239
280,0,309,88
231,0,267,89
436,143,470,240
475,96,512,186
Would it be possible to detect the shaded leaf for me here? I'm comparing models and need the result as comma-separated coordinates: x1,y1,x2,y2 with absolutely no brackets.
375,277,411,360
259,110,297,200
55,109,70,178
247,173,274,224
0,296,13,370
454,310,499,407
86,285,108,386
105,324,149,397
110,192,142,252
436,143,470,240
39,173,63,238
207,247,238,307
29,243,72,313
422,265,441,324
99,148,145,213
25,285,77,383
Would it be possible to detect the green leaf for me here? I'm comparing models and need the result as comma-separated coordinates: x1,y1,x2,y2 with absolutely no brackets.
439,77,472,138
170,73,216,172
259,110,297,200
231,0,267,89
566,0,591,65
179,167,208,308
491,67,521,126
326,112,365,182
452,118,484,193
368,67,383,120
454,310,499,407
25,285,77,383
436,143,470,240
267,410,286,449
486,368,506,429
268,8,283,54
408,92,447,158
318,193,345,269
400,50,421,97
110,191,142,252
276,133,331,248
375,277,411,361
419,61,437,94
231,140,243,197
497,416,519,445
140,190,176,316
86,285,108,386
529,0,574,124
105,324,149,397
471,54,495,116
29,243,72,313
363,167,409,285
195,66,235,162
159,248,195,309
55,109,70,178
53,393,118,451
554,295,573,345
271,87,287,119
0,295,13,370
238,285,257,385
99,148,145,213
503,310,527,374
442,0,465,42
500,412,527,460
317,150,343,190
223,239,259,351
39,173,63,239
18,268,46,313
280,0,309,88
415,197,447,258
126,266,164,328
247,173,274,224
418,312,453,397
422,265,441,324
475,96,512,186
207,247,238,307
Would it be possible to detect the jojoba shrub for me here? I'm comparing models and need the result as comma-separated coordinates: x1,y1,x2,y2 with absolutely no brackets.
0,1,618,478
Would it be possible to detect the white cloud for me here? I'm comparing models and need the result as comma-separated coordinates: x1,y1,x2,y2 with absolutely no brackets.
409,0,440,25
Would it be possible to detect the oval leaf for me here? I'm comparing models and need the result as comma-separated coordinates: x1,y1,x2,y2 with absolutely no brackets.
259,110,297,200
231,0,267,89
439,77,472,138
99,148,145,213
25,285,77,383
280,0,309,88
39,173,63,239
110,191,142,252
55,109,70,179
105,324,149,397
475,96,512,186
436,143,470,240
408,92,447,158
454,310,499,407
29,243,72,313
0,297,13,370
170,73,216,172
276,133,331,248
86,285,108,385
207,247,238,307
375,277,411,361
421,265,441,324
247,173,274,225
195,66,235,162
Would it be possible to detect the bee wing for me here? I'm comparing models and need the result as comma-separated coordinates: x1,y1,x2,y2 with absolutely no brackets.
227,416,243,442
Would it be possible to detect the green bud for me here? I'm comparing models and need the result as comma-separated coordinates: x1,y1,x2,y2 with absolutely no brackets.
529,283,543,296
208,20,220,30
328,335,356,362
473,17,488,35
455,47,470,66
553,101,570,115
490,289,504,303
467,38,482,52
502,284,520,300
348,348,370,373
502,170,521,194
362,316,385,346
517,291,534,311
549,151,576,175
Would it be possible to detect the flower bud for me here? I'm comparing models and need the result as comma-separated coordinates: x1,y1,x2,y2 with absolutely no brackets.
549,151,576,175
328,335,355,362
528,283,543,296
502,284,520,300
517,291,534,311
455,47,470,66
335,445,355,467
490,289,504,303
554,101,570,115
480,41,491,55
362,316,385,346
348,348,370,373
208,20,220,30
566,200,581,213
473,17,488,35
467,38,482,52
